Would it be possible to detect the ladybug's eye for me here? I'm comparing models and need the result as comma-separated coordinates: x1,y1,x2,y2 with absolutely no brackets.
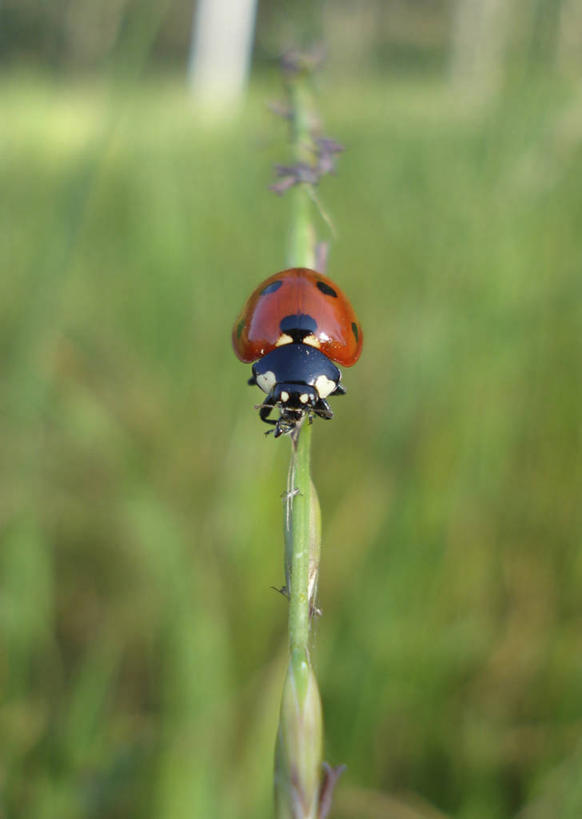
316,281,337,298
261,281,283,295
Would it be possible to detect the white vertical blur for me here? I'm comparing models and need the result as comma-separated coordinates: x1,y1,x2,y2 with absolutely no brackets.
188,0,258,109
450,0,510,102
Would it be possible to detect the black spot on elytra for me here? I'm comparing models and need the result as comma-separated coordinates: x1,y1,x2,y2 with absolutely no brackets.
351,322,359,342
236,319,245,339
261,280,283,295
280,314,318,334
316,281,337,298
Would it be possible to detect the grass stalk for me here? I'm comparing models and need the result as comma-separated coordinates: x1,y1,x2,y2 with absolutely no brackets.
274,56,329,819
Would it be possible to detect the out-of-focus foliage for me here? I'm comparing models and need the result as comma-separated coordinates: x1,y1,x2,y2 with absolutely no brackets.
1,67,581,818
2,0,581,78
1,3,582,819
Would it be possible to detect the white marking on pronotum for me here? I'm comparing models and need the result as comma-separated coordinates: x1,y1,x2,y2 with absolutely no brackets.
275,333,293,347
315,375,336,399
302,334,321,348
280,390,290,403
299,393,309,404
256,370,276,394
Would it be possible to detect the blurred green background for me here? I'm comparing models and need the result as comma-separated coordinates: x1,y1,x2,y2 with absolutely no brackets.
1,2,582,818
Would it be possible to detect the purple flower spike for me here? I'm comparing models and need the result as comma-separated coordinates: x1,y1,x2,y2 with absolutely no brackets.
318,762,347,819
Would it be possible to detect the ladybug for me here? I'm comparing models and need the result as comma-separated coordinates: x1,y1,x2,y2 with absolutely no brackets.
232,268,363,437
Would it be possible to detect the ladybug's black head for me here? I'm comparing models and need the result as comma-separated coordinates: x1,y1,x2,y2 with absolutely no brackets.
269,384,319,425
272,383,319,412
259,383,321,437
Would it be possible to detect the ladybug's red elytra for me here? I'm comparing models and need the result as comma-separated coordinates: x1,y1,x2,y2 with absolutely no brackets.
232,268,363,437
232,268,362,366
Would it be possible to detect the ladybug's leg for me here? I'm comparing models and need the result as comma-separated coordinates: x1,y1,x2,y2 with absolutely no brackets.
259,399,277,426
314,398,334,420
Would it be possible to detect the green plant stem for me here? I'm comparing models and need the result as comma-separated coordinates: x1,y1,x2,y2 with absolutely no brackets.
286,69,317,689
288,421,312,670
275,67,323,819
